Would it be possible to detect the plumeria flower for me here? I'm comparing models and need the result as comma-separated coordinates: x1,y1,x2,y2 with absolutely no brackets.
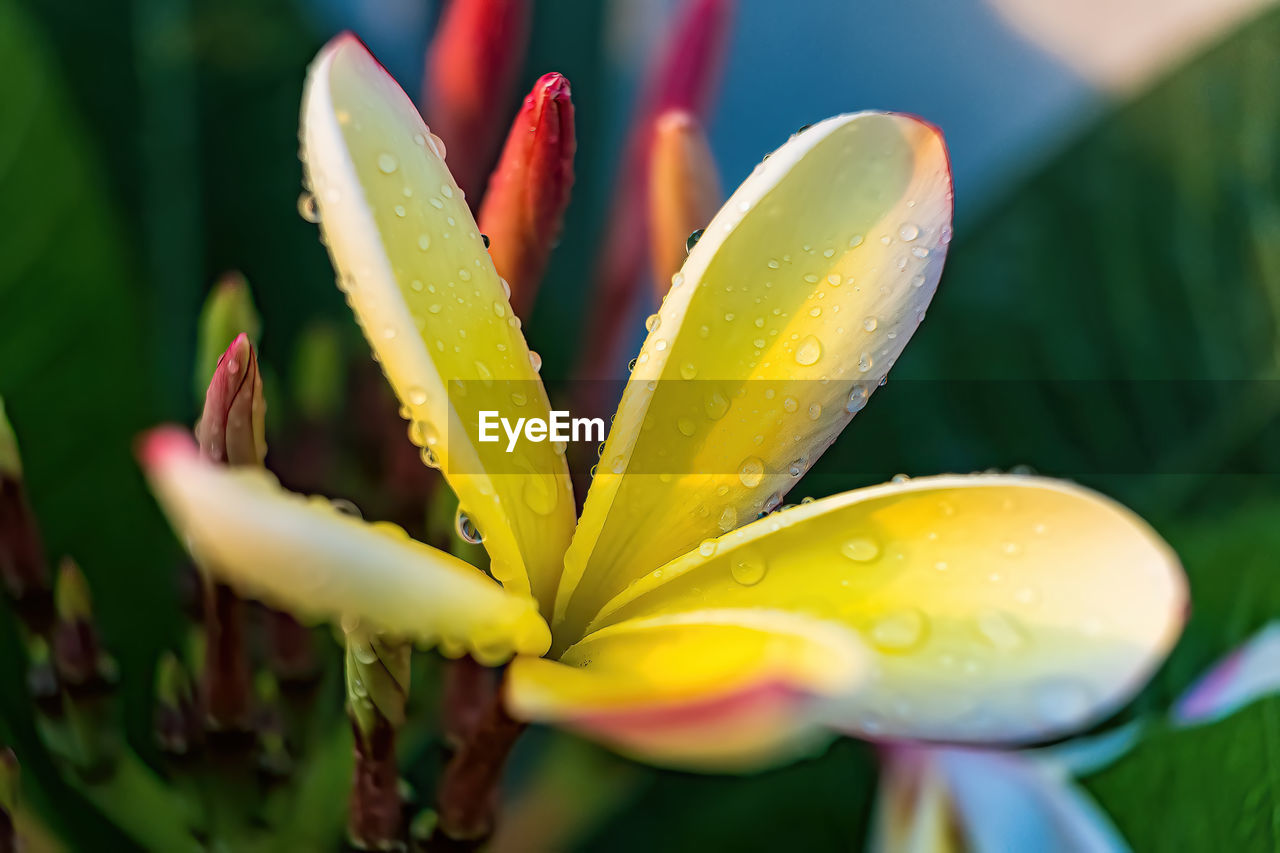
872,619,1280,853
140,35,1187,774
1174,620,1280,726
871,738,1133,853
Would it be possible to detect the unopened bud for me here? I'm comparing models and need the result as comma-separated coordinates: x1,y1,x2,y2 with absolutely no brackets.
648,110,721,298
1,747,17,851
0,398,51,635
478,72,576,318
154,652,201,756
51,558,112,692
195,272,261,401
291,323,343,422
196,333,267,466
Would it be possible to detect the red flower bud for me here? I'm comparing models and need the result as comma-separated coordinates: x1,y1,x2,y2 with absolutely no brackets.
422,0,532,204
478,72,576,318
581,0,734,378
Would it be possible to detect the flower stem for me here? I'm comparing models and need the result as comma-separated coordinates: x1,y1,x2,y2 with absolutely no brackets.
433,684,526,846
345,631,410,849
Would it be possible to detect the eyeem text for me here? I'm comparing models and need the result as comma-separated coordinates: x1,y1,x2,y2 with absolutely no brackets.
478,410,605,453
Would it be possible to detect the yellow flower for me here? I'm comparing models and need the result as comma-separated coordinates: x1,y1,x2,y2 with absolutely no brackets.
140,36,1187,771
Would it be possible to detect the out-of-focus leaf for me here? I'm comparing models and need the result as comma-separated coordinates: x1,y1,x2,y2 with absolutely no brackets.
1084,696,1280,849
0,0,177,837
808,7,1280,521
579,739,877,851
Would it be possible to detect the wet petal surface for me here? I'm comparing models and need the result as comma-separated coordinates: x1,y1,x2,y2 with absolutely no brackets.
140,428,550,663
558,112,952,640
506,608,865,770
592,475,1185,744
301,35,573,609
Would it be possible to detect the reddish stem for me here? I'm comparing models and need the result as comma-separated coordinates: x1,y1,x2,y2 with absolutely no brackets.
435,690,526,844
349,713,402,849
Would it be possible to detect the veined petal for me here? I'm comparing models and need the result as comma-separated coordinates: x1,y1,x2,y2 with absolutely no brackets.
592,475,1185,744
558,112,952,638
301,35,574,609
872,745,1129,853
506,608,865,770
138,428,550,663
1174,621,1280,725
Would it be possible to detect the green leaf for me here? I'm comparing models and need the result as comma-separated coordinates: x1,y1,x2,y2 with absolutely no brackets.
810,7,1280,522
0,0,179,840
1085,697,1280,849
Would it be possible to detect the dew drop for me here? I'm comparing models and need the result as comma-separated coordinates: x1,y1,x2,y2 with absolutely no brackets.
898,223,919,241
841,537,880,561
377,152,399,174
730,555,767,586
528,351,543,372
698,539,718,557
297,192,320,223
455,508,483,544
976,609,1026,651
676,417,697,437
863,316,878,332
717,505,737,533
795,335,823,366
331,498,362,518
869,609,926,651
738,457,765,488
846,385,869,413
686,228,704,253
704,390,730,420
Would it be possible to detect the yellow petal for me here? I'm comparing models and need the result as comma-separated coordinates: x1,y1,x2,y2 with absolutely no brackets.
506,608,865,770
139,428,550,663
300,35,573,609
557,112,952,639
592,475,1186,744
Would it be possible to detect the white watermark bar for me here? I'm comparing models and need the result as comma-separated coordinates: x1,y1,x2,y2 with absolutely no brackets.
439,378,1280,477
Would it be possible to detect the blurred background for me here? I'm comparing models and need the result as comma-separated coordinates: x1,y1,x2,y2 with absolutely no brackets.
2,0,1278,848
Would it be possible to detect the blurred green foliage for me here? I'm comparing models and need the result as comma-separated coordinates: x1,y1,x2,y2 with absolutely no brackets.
0,0,1277,848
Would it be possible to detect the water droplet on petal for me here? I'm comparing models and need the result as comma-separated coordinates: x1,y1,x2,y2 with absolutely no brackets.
377,152,399,174
869,609,926,651
455,508,483,544
297,192,320,223
698,539,718,557
528,351,543,373
841,537,880,561
738,457,765,488
976,609,1026,651
730,555,767,586
686,228,704,253
898,223,919,241
795,335,823,366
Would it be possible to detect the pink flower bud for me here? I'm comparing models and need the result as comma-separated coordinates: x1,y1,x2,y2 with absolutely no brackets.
196,333,266,467
478,72,576,318
581,0,734,377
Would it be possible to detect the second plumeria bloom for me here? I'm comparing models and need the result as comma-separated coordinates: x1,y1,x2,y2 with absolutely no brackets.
141,36,1187,769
